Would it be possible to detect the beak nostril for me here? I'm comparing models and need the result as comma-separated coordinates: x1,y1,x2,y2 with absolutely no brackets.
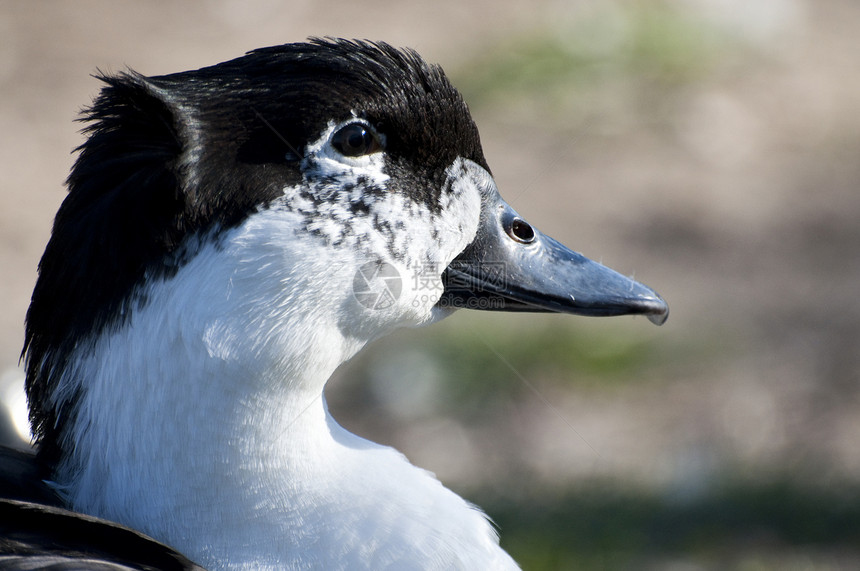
508,218,536,244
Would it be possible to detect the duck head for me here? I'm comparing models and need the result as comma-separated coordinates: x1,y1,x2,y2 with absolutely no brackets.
24,38,666,458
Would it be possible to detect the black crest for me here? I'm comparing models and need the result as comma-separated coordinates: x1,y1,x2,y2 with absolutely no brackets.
22,38,486,462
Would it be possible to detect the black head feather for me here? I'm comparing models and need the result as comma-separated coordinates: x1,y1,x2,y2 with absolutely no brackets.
22,38,486,461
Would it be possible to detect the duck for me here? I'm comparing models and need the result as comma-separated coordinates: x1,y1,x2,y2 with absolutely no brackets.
0,38,668,570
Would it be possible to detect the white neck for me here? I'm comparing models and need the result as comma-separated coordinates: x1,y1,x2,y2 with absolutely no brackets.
50,206,516,570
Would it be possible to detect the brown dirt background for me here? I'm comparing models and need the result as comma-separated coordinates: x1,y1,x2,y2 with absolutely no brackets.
2,1,859,568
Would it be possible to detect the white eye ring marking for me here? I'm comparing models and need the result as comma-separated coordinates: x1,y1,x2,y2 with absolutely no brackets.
303,118,390,183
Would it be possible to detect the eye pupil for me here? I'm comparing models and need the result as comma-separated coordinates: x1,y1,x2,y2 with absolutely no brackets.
347,129,367,150
332,123,381,157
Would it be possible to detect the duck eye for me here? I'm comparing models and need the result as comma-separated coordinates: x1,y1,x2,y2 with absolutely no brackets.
331,123,382,157
507,217,536,244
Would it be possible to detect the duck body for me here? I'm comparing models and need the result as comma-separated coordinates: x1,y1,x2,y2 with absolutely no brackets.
9,39,667,569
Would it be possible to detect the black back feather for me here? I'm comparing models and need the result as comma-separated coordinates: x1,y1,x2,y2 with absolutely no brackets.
0,498,204,570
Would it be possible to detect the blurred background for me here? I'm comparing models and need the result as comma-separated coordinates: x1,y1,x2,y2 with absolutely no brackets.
2,1,859,568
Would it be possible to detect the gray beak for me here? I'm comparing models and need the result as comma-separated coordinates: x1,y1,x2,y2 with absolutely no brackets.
440,174,668,326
